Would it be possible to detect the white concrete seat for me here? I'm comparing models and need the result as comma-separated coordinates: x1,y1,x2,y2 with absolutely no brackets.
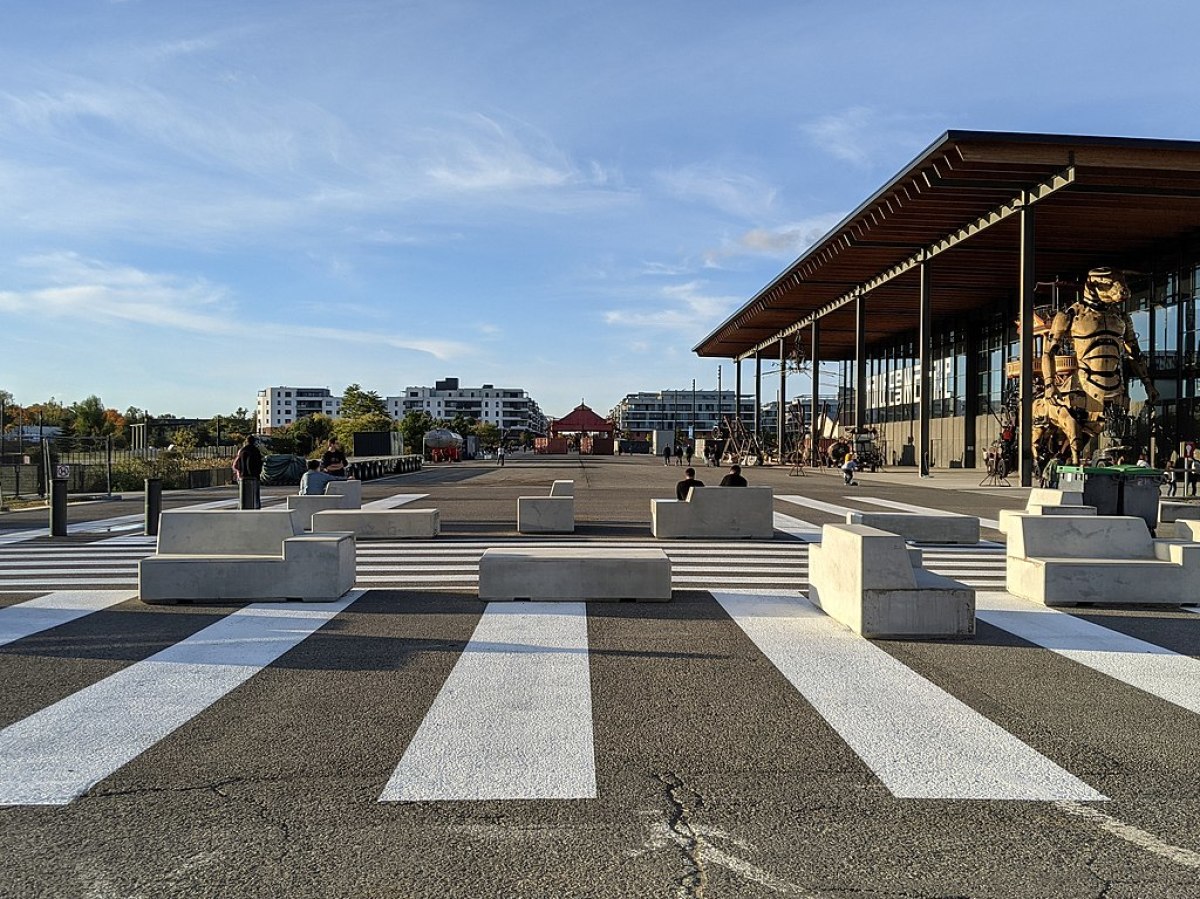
312,508,439,539
1005,515,1200,606
288,494,355,531
478,547,671,602
518,481,575,533
324,479,362,506
139,509,355,604
844,511,979,544
1160,501,1200,538
808,523,975,638
998,488,1097,533
651,486,774,539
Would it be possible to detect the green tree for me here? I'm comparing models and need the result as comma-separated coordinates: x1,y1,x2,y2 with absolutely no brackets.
341,384,388,419
169,427,199,452
448,412,476,436
474,421,501,447
291,413,335,455
398,410,437,453
332,412,395,450
70,395,108,436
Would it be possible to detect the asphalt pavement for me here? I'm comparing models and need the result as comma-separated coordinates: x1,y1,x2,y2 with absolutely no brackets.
1,454,1199,898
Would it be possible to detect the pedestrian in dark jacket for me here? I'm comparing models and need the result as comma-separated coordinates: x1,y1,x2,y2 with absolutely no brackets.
233,435,264,509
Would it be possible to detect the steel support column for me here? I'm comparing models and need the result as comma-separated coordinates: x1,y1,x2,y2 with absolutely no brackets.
754,352,762,437
918,260,932,477
855,293,867,431
811,320,821,467
735,359,742,430
777,340,786,463
1019,201,1036,487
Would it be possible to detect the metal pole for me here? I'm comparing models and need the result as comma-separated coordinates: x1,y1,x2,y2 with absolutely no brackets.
717,365,722,423
919,258,932,477
735,359,743,431
812,320,821,467
50,477,68,537
691,379,697,440
754,352,762,438
1019,200,1036,487
106,435,113,497
144,478,162,536
855,292,868,431
778,339,786,463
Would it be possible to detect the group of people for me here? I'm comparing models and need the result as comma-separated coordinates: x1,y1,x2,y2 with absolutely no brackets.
230,436,352,509
662,443,695,466
675,463,748,500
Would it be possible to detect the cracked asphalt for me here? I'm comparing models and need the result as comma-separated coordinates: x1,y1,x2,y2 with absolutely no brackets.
1,455,1199,898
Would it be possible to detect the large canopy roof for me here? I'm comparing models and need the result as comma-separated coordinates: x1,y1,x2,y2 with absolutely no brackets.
694,131,1200,362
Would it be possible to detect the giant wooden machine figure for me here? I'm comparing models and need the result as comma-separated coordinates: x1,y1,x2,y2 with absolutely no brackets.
1032,268,1157,469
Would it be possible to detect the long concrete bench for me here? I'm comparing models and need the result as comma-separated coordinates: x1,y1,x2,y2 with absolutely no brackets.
1159,501,1200,538
139,509,355,603
1006,514,1200,606
478,547,671,602
808,523,974,638
998,488,1096,534
651,486,774,539
312,508,439,539
844,511,979,544
518,481,575,534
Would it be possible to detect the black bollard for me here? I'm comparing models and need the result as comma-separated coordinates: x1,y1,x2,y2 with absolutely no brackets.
238,477,259,510
144,478,162,536
49,477,68,537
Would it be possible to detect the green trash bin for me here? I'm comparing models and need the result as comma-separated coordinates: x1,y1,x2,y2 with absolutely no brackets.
1057,464,1162,532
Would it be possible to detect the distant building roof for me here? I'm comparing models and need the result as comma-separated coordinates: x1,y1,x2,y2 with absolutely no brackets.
550,403,612,435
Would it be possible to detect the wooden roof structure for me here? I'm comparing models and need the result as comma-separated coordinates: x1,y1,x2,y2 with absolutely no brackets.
694,131,1200,361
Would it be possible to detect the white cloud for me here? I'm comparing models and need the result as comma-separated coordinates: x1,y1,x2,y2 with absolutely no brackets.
655,163,777,219
801,107,940,168
702,214,844,266
603,280,738,332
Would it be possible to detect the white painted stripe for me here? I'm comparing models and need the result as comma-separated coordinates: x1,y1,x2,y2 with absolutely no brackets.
977,591,1200,715
1056,801,1200,869
714,591,1105,801
777,495,858,518
0,529,49,546
773,512,821,542
0,591,138,647
362,493,428,510
0,578,137,587
852,496,1002,532
0,591,363,806
0,568,138,576
380,602,595,801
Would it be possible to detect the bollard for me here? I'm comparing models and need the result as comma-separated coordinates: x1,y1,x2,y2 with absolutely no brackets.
49,477,68,537
144,478,162,536
239,477,260,510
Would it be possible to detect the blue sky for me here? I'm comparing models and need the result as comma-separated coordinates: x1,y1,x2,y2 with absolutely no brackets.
3,0,1198,419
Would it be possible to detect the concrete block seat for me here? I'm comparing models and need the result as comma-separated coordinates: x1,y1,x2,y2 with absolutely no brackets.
998,488,1096,534
313,508,439,539
479,547,671,602
808,523,975,638
844,510,979,544
139,509,355,604
651,486,774,539
324,478,362,506
1006,515,1200,606
1160,501,1200,538
518,481,575,534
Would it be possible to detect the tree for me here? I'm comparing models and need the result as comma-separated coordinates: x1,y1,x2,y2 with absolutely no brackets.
448,412,476,436
291,413,335,455
333,412,394,450
398,410,438,454
70,395,108,436
474,421,501,447
342,384,388,419
169,427,198,452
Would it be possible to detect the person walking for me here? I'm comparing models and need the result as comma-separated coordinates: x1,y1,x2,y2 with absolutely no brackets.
676,467,705,500
686,444,694,466
232,435,264,509
663,443,673,466
719,463,748,487
497,445,505,467
674,444,684,466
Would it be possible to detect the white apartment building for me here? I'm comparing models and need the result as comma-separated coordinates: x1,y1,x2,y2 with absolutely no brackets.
609,389,754,437
256,387,342,432
391,378,546,434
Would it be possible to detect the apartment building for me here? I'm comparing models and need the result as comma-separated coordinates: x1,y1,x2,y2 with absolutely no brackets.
255,387,342,432
390,378,547,434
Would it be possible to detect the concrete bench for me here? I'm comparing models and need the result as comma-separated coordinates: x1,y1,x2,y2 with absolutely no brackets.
324,479,362,506
518,481,575,533
1006,514,1200,606
808,523,975,638
478,547,671,602
998,488,1096,534
651,486,774,539
312,508,439,539
1159,501,1200,538
139,509,355,603
844,511,979,544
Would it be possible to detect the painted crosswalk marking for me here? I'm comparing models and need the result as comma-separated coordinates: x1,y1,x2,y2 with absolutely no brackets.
0,591,138,647
0,591,363,806
774,511,821,542
714,591,1106,801
977,591,1200,714
777,495,859,518
380,602,595,801
851,496,1003,532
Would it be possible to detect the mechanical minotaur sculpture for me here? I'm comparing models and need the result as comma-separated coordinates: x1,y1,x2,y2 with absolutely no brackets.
1032,268,1157,467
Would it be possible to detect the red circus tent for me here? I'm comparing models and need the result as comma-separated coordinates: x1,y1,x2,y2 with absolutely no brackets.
549,403,613,436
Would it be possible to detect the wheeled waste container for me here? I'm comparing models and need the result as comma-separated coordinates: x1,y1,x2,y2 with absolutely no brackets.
1057,464,1163,533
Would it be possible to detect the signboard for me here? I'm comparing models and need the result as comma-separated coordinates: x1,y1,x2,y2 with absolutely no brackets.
54,464,71,479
